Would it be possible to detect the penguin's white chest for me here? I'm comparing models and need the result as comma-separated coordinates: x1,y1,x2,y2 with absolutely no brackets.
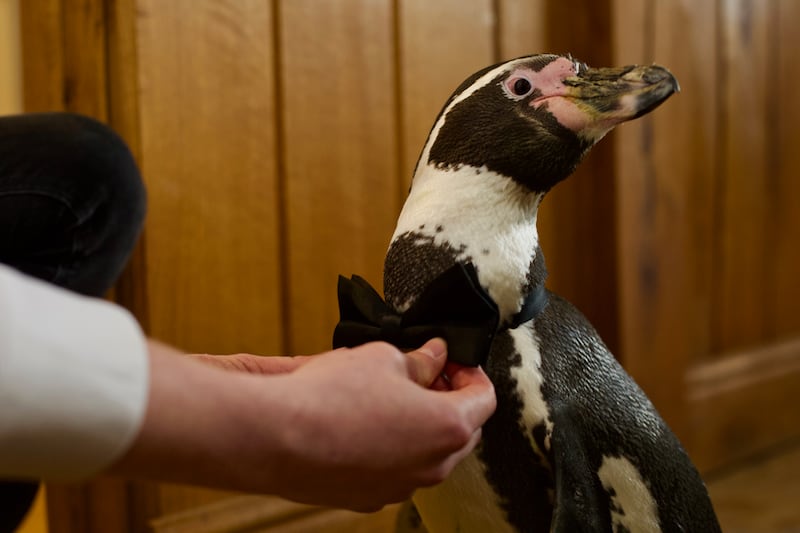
412,453,517,533
412,326,554,533
389,166,542,321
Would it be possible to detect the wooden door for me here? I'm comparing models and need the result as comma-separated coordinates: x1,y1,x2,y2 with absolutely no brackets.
20,0,799,530
612,0,800,472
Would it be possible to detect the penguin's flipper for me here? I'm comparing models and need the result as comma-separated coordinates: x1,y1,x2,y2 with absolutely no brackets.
548,407,613,533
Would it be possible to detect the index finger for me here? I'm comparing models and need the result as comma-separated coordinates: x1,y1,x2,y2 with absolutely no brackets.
442,364,497,428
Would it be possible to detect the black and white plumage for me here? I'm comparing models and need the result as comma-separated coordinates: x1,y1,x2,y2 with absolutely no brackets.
385,54,721,532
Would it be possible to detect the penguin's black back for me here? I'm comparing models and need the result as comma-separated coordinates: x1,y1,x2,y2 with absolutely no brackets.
479,291,720,532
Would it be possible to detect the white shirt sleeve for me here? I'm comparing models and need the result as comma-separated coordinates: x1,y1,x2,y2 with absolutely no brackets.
0,264,149,481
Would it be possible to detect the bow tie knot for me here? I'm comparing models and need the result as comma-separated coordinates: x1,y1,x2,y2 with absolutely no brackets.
332,262,548,367
379,313,403,344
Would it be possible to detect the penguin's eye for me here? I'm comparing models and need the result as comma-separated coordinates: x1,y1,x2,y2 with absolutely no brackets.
502,74,536,100
512,78,532,96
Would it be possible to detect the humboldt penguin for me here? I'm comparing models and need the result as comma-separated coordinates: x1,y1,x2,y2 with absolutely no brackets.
335,53,720,532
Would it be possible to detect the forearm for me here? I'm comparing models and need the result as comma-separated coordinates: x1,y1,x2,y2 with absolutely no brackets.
107,340,293,494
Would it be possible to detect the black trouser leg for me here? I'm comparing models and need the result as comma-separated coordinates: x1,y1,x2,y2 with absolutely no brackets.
0,112,146,532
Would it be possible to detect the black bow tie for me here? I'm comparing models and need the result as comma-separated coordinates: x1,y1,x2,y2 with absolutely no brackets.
332,263,548,367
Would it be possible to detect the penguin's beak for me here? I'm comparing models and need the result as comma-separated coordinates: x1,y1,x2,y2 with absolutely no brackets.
531,61,679,143
566,64,680,121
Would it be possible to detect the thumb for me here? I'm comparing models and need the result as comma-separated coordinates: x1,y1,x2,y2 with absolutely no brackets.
404,338,448,388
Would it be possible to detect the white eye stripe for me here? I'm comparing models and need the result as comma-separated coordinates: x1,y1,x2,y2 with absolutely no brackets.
417,58,531,169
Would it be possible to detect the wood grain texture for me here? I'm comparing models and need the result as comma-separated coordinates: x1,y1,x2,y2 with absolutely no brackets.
279,0,398,355
397,0,495,190
712,0,773,353
20,0,64,111
19,0,800,530
155,484,237,519
150,495,400,533
772,0,800,339
496,0,547,60
707,442,800,532
687,338,800,473
136,0,283,355
61,0,108,117
534,0,619,354
612,0,717,440
46,478,133,533
105,0,151,332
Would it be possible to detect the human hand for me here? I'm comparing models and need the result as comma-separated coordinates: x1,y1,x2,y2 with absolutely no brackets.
190,351,312,374
110,338,495,513
262,339,497,511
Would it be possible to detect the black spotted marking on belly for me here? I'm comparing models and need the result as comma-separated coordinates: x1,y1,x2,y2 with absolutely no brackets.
479,330,555,533
384,231,471,310
523,246,548,295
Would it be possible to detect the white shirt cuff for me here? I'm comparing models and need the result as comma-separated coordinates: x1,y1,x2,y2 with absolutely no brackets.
0,264,149,481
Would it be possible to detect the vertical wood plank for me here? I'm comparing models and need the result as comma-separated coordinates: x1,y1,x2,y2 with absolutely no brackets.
106,0,141,159
651,0,717,379
772,0,800,339
23,3,138,530
712,0,772,353
0,0,23,114
498,1,619,353
136,0,283,355
536,0,619,354
106,0,151,335
22,0,109,117
397,0,495,189
279,0,398,354
61,0,107,118
496,0,547,60
45,484,89,533
613,0,718,442
20,0,65,111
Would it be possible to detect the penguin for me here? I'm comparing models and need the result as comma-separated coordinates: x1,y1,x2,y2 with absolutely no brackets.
336,54,721,532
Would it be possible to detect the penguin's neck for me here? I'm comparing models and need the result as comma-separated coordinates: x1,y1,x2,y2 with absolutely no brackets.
384,164,545,323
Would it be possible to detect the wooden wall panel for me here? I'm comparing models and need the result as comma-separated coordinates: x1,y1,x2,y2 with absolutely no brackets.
773,0,800,339
496,0,547,60
20,0,800,527
61,0,108,118
279,0,399,355
532,0,619,353
650,0,719,373
20,0,64,111
149,495,400,533
613,0,718,439
397,0,495,189
712,0,773,354
135,0,283,356
21,3,145,531
688,338,800,472
21,0,108,117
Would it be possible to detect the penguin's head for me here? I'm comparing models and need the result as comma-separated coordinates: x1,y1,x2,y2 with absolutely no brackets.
419,53,679,193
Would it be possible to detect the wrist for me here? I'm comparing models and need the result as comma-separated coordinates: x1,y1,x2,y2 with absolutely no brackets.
108,346,293,495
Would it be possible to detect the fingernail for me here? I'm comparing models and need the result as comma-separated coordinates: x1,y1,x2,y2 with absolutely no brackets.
419,338,447,359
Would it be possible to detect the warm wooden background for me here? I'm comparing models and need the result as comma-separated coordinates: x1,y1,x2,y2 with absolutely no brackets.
20,0,800,531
